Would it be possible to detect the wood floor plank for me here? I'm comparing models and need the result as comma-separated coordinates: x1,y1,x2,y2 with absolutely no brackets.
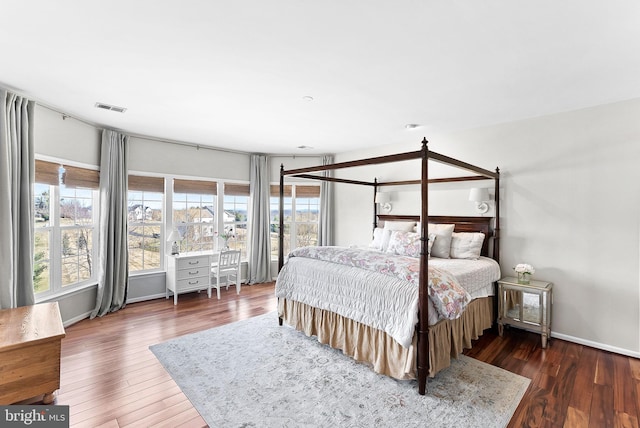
35,282,633,428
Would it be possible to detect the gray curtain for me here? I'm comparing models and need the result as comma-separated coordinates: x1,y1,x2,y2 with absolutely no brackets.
248,154,271,284
0,90,35,309
91,129,129,318
318,154,334,246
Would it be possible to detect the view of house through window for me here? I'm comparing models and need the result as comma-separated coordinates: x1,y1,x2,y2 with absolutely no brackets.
270,184,320,259
33,160,98,295
33,160,307,295
128,175,164,273
223,183,249,259
172,179,217,253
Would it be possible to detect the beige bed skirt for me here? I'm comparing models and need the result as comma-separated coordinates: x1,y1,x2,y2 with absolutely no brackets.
278,296,494,379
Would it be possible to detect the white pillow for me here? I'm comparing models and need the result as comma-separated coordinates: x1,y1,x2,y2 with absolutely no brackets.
383,221,416,232
428,223,455,258
450,232,485,260
368,228,386,251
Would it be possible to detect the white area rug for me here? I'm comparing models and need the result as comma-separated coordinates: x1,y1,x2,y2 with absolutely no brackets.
150,312,529,428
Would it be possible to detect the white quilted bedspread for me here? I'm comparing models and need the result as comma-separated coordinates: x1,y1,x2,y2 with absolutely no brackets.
275,247,497,348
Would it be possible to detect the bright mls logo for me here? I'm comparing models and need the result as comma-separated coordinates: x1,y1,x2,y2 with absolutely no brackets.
1,406,69,427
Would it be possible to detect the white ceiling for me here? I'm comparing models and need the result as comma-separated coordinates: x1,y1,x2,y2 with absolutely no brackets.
2,1,640,155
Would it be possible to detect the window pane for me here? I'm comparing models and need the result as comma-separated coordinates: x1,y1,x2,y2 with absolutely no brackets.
34,162,98,295
60,227,94,287
60,187,93,225
223,194,248,259
173,189,217,254
296,223,318,248
128,224,162,271
61,258,79,286
128,183,164,272
33,229,50,293
34,184,51,227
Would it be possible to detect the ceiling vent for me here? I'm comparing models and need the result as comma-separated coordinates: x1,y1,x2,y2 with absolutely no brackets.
95,102,127,113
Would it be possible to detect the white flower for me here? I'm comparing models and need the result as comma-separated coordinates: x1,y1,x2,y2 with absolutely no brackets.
514,263,535,274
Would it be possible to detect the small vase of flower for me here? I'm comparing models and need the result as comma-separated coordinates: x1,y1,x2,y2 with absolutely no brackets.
215,227,236,251
514,263,535,284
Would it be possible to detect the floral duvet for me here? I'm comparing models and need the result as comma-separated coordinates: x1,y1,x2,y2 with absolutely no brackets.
275,246,472,348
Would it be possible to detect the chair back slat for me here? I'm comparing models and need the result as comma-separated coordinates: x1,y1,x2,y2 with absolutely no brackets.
218,250,240,269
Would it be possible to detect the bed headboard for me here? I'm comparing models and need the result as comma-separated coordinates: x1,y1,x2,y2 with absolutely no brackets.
376,214,495,258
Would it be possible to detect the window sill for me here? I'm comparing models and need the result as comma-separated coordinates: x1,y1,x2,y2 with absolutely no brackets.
35,281,97,304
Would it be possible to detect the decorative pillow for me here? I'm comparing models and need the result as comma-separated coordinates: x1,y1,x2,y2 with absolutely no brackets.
386,231,420,257
450,232,485,260
386,231,436,258
428,223,455,258
381,221,416,251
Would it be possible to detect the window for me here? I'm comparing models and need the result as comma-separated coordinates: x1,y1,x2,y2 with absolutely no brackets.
173,179,217,253
128,175,164,273
270,184,320,259
294,185,320,247
33,160,99,296
223,183,249,259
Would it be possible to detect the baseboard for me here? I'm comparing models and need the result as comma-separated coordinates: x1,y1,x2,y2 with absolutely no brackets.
551,331,640,359
63,310,92,328
127,293,167,304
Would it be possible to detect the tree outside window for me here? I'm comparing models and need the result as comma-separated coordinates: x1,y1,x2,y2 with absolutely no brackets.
33,160,98,296
128,175,164,273
173,179,217,253
270,184,319,259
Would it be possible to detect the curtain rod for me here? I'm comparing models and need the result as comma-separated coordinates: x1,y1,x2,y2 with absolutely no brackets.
30,97,331,158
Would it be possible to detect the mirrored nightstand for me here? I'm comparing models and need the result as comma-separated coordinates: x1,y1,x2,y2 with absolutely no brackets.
497,276,553,348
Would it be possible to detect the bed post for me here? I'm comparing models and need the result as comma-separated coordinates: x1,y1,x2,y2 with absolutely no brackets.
417,138,429,395
373,178,379,230
493,167,500,263
278,164,285,326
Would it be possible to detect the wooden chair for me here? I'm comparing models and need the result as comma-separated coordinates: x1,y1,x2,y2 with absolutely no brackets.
211,250,241,299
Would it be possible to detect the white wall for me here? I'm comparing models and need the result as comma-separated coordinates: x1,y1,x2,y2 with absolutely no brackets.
34,105,101,165
334,97,640,357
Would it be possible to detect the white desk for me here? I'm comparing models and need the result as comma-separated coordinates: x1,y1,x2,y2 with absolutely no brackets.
166,251,216,305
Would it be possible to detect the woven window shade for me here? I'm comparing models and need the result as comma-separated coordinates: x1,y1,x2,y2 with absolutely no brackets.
35,160,61,186
64,164,100,189
295,185,320,198
35,160,100,189
270,185,292,197
224,183,250,196
174,179,217,194
128,175,165,193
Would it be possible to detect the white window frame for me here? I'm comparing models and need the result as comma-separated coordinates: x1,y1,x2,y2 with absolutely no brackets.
270,184,320,260
34,160,99,301
127,174,166,275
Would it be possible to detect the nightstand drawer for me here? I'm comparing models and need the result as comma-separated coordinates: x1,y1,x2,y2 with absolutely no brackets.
175,256,209,270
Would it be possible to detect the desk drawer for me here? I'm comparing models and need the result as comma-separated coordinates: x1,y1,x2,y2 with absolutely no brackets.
176,256,209,270
176,266,209,281
176,276,209,291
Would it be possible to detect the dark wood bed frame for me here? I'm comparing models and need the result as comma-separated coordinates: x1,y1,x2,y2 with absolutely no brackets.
277,138,500,395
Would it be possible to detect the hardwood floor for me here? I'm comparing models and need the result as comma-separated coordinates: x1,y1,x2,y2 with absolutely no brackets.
54,283,639,427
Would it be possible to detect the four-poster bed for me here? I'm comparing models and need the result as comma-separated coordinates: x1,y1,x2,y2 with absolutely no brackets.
276,138,501,395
